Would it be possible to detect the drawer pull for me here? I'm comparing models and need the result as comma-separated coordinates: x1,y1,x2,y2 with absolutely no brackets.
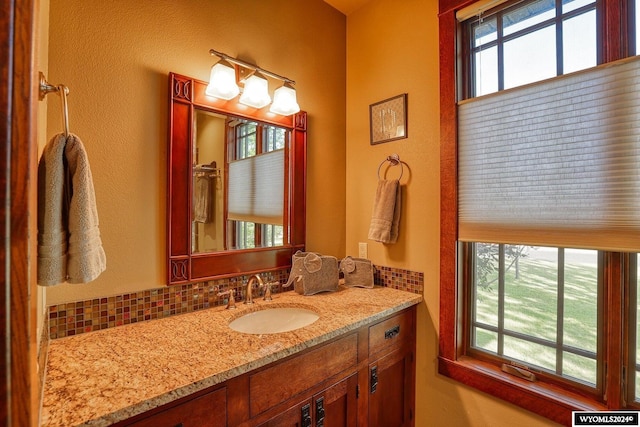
384,325,400,340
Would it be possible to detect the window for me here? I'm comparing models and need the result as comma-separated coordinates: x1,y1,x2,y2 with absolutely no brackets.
227,120,287,250
467,0,597,97
440,0,640,423
235,120,257,159
470,245,601,387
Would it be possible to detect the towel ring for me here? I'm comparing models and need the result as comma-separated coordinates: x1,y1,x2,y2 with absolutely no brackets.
377,154,403,181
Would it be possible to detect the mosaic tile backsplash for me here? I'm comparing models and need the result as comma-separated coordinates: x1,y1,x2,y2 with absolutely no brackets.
47,265,423,339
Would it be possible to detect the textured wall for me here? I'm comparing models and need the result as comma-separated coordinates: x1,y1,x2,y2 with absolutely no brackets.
345,0,558,426
44,0,560,424
45,0,346,304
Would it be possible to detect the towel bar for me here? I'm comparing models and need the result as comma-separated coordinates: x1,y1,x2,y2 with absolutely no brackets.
38,72,70,137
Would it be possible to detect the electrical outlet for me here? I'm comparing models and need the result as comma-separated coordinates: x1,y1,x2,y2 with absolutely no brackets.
358,242,368,258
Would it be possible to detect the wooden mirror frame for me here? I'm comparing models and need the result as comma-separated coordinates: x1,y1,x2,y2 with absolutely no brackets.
167,72,307,285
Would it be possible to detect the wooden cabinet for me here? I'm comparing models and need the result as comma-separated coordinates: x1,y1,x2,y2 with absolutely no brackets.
247,334,358,418
366,310,416,427
314,374,358,427
121,387,226,427
258,374,358,427
257,398,312,427
368,350,414,426
118,306,416,427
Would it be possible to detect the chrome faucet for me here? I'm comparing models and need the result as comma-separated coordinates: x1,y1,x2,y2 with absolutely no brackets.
245,274,264,304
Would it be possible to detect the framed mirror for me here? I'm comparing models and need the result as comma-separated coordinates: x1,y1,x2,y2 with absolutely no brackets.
168,72,307,285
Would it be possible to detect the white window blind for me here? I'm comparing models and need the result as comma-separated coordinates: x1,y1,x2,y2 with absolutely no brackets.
458,56,640,251
455,0,510,21
228,149,284,225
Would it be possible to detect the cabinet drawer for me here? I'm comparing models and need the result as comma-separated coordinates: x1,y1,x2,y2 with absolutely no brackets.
124,387,226,427
369,309,414,358
249,333,358,417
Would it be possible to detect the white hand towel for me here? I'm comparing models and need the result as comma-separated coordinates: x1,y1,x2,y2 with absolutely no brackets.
368,179,401,244
37,133,106,285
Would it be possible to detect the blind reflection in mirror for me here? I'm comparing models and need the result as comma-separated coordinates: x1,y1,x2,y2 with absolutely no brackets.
192,109,287,253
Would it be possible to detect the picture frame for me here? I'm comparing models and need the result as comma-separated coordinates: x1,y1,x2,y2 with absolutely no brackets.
369,93,408,145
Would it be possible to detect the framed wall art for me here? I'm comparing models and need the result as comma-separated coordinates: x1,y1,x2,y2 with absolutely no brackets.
369,93,407,145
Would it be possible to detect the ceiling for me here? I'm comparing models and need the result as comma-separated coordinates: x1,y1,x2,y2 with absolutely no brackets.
323,0,371,15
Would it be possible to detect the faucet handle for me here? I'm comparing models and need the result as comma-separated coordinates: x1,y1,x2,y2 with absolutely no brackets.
217,289,236,309
263,281,279,301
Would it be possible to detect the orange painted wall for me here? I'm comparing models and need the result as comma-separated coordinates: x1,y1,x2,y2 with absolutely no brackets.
45,0,347,304
345,0,559,425
43,0,562,424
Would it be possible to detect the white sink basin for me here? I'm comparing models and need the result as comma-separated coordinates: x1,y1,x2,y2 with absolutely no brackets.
228,307,319,334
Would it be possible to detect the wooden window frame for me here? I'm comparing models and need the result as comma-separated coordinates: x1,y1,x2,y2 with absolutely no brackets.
625,255,638,409
438,0,631,423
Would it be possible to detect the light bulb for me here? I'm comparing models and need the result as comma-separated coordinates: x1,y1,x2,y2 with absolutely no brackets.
205,60,239,100
239,72,271,109
270,83,300,116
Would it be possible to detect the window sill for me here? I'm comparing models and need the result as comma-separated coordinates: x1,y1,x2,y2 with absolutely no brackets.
438,356,607,425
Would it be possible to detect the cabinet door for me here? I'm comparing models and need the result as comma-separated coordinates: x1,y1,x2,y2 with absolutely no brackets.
368,350,414,427
258,399,313,427
313,374,358,427
124,387,226,427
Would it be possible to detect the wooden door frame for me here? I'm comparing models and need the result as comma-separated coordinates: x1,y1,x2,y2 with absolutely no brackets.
2,0,39,425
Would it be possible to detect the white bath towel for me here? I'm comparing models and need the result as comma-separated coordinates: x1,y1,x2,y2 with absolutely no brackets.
368,179,401,244
37,133,106,285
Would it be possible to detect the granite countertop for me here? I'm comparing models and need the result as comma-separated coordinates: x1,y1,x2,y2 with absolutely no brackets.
41,286,422,427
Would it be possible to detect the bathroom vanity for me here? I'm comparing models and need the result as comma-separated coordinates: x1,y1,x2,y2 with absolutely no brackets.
41,286,421,426
39,71,423,426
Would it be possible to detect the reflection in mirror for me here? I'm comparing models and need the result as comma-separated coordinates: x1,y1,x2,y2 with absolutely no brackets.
192,111,288,253
192,111,225,253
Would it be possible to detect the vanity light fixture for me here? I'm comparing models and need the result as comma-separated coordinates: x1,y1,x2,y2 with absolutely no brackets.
205,58,240,100
207,49,300,116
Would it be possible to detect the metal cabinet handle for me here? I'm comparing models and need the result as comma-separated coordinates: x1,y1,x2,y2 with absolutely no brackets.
384,325,400,340
301,403,312,427
370,366,378,394
315,397,325,427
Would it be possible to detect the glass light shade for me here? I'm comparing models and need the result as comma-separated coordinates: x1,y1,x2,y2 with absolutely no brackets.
239,73,271,109
205,61,239,100
269,84,300,116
